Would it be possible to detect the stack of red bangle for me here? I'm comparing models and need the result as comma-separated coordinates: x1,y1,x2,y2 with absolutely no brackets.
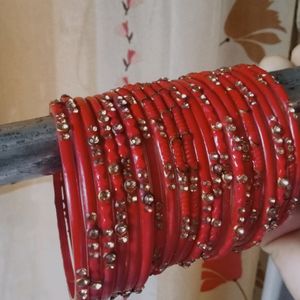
50,64,300,300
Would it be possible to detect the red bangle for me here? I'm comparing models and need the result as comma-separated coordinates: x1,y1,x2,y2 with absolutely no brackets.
116,85,179,273
50,99,89,300
232,66,291,231
171,78,232,260
151,80,203,263
87,95,131,296
175,76,228,260
224,68,277,246
112,87,166,276
180,76,233,259
215,69,264,248
201,70,262,250
53,172,75,297
141,82,196,265
168,79,222,262
143,81,190,264
93,93,143,297
50,63,300,299
118,84,178,272
186,71,252,257
94,92,143,297
99,91,141,297
102,89,154,294
71,97,110,299
244,65,297,219
216,70,268,248
252,66,300,213
76,97,121,299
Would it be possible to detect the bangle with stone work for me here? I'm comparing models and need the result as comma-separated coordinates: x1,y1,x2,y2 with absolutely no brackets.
66,95,115,299
120,84,178,275
232,66,289,235
82,96,130,299
150,80,201,263
224,69,277,247
178,76,230,259
102,89,154,295
69,97,107,299
76,97,118,299
170,78,228,260
186,72,250,257
114,86,173,275
133,85,190,264
141,82,195,265
90,94,132,295
245,65,297,220
198,70,256,249
50,99,89,300
175,77,227,260
252,66,300,213
156,79,215,263
215,69,264,248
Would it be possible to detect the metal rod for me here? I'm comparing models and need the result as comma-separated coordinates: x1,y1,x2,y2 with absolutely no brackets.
0,116,60,185
1,67,300,186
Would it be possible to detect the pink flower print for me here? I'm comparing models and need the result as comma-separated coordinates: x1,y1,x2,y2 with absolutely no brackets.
123,49,136,71
121,21,133,43
122,0,143,15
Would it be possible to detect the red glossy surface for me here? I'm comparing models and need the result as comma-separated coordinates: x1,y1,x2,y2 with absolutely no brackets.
50,64,300,300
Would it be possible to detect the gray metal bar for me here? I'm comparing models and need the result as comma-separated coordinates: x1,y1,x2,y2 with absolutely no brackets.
1,67,300,185
0,116,60,185
271,67,300,110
